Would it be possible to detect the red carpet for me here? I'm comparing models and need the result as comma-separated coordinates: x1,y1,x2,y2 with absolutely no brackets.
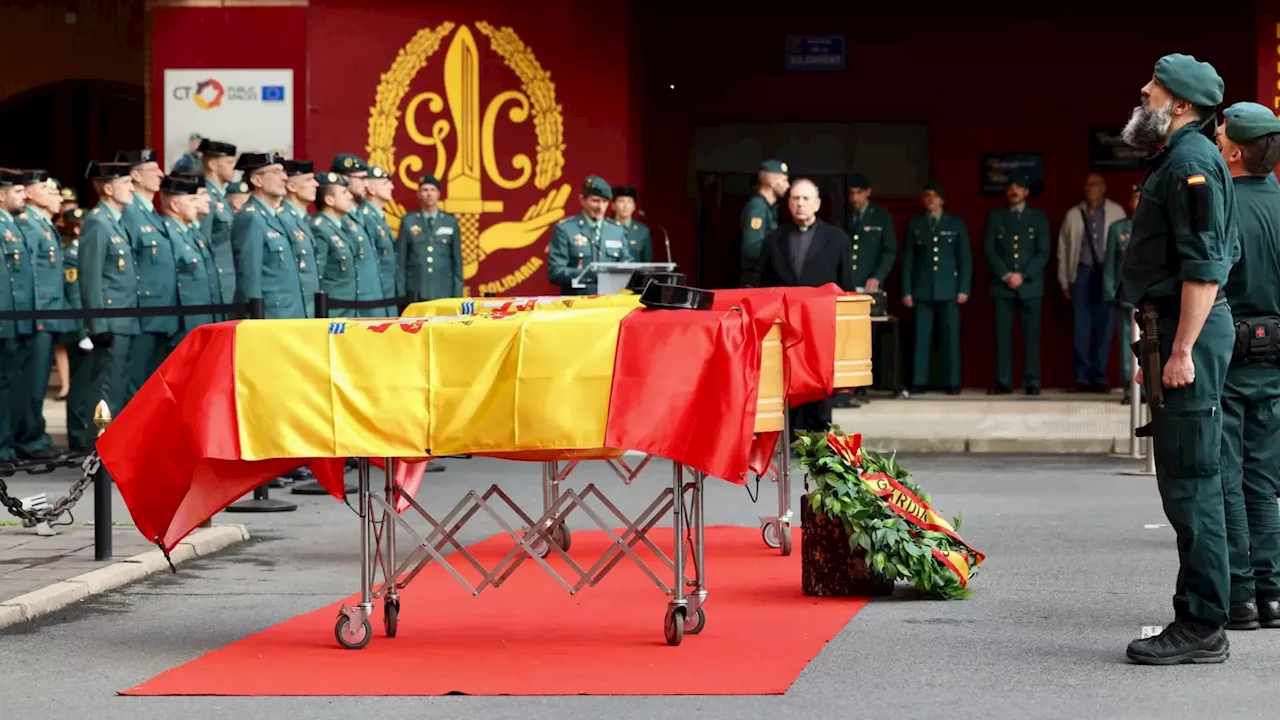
122,527,866,696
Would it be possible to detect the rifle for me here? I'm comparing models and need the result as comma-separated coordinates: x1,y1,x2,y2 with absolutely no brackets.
1134,302,1164,438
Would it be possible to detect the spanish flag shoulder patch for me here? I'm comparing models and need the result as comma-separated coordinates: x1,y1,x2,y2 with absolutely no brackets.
1187,174,1207,186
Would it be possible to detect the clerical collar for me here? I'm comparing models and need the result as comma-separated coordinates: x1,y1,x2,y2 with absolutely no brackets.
795,218,816,231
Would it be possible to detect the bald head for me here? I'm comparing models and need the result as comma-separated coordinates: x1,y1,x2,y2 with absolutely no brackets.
788,177,821,226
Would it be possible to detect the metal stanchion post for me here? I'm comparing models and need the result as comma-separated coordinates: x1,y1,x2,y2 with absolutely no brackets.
315,291,329,320
227,298,298,513
94,400,113,561
1113,310,1145,461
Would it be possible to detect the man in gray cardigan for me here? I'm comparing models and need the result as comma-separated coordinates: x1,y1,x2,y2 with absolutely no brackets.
1056,173,1128,392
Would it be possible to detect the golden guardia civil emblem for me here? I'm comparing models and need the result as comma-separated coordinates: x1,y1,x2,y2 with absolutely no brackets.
368,21,570,282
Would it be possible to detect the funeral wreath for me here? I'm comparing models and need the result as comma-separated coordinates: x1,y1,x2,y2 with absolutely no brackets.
793,428,984,600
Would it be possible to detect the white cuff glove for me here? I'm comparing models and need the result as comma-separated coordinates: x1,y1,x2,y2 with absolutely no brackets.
78,337,93,352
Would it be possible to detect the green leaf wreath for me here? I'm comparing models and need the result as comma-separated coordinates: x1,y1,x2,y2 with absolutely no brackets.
793,427,983,600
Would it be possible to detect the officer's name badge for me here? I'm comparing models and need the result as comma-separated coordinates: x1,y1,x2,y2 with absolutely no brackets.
1187,174,1206,186
605,240,622,249
573,234,588,245
110,235,123,244
267,230,280,238
436,227,453,235
749,217,763,230
142,225,155,232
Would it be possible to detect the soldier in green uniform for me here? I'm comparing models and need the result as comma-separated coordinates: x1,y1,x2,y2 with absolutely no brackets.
740,159,789,286
231,153,306,320
58,185,78,215
330,154,386,317
358,165,399,313
1209,104,1280,634
0,170,49,461
902,181,971,395
397,174,463,301
15,171,70,457
225,181,250,213
610,186,652,262
157,175,215,339
79,161,139,417
0,171,24,467
547,176,633,295
116,149,176,397
312,172,363,309
170,132,203,175
1118,54,1237,665
1102,184,1142,404
281,160,320,318
199,139,238,310
59,208,93,453
845,173,896,292
984,173,1050,395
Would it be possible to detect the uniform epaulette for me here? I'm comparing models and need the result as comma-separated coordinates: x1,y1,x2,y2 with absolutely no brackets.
361,206,370,215
557,216,574,225
91,208,101,215
16,212,26,220
603,218,620,227
245,204,256,213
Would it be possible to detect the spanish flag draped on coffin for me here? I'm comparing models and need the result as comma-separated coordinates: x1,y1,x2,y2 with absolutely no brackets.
97,284,845,552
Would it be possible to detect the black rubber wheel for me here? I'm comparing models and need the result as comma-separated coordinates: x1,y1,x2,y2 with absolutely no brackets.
554,523,572,552
761,522,781,549
685,606,707,635
664,606,686,646
335,614,372,650
780,525,793,556
383,601,399,638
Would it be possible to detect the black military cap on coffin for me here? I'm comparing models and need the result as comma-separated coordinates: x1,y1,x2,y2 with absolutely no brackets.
639,282,714,310
626,271,685,294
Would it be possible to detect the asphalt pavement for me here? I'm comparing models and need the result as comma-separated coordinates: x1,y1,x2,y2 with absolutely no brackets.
1,453,1275,720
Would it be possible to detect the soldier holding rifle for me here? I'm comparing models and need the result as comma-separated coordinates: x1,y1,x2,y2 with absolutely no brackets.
1118,55,1238,665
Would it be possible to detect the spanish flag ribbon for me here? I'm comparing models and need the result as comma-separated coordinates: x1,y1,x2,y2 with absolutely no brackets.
859,471,985,585
99,293,825,551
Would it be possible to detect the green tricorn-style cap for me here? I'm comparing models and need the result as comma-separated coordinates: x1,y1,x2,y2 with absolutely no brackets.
1153,54,1224,107
1225,107,1280,143
197,139,237,157
581,175,612,199
282,159,314,177
923,180,947,201
331,154,369,174
159,175,201,195
316,171,348,187
760,159,788,174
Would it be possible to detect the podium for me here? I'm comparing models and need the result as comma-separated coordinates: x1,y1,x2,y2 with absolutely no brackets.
573,261,677,295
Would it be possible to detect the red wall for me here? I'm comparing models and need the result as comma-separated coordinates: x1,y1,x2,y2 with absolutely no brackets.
306,0,634,297
636,5,1257,389
149,5,308,171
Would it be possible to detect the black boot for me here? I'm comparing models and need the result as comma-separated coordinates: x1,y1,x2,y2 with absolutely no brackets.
1126,619,1229,665
1259,599,1280,629
1226,601,1261,631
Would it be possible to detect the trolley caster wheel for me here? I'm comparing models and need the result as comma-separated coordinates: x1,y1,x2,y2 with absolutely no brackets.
761,521,781,549
664,606,686,646
779,526,793,556
552,523,572,552
335,613,372,650
685,606,707,635
383,601,399,638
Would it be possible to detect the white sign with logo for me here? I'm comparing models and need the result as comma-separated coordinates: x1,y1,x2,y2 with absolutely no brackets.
162,68,294,173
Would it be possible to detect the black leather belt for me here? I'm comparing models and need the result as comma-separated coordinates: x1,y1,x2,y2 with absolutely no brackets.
1144,288,1227,319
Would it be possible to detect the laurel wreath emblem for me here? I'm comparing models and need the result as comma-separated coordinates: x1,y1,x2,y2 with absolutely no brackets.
365,21,568,277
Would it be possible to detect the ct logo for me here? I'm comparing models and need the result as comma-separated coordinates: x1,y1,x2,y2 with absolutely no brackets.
193,79,225,110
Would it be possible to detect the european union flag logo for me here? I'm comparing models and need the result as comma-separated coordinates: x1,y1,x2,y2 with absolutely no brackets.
262,85,286,102
460,301,475,315
328,322,346,334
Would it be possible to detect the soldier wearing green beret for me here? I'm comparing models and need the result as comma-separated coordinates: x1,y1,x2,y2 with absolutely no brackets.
225,180,250,213
1211,104,1280,635
610,186,652,263
231,153,308,320
157,175,216,338
547,176,633,295
329,154,388,317
901,181,971,395
398,174,463,301
740,159,789,286
79,161,140,418
1102,184,1143,404
1119,54,1237,665
15,171,71,458
280,160,320,318
984,173,1050,395
199,139,239,309
115,149,178,400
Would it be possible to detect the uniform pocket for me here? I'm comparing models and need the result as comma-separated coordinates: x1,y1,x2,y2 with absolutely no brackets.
1155,407,1221,478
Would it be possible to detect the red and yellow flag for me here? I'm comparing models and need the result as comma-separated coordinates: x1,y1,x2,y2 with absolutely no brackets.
99,287,846,551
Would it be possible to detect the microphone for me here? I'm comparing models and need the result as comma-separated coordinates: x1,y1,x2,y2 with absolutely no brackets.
636,209,673,265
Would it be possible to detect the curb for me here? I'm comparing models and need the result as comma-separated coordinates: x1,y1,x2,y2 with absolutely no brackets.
861,437,1134,454
0,524,250,630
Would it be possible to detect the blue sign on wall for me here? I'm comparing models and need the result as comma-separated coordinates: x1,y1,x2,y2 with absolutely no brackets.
785,35,846,71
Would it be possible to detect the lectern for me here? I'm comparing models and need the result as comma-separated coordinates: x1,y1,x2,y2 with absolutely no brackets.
573,261,678,295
